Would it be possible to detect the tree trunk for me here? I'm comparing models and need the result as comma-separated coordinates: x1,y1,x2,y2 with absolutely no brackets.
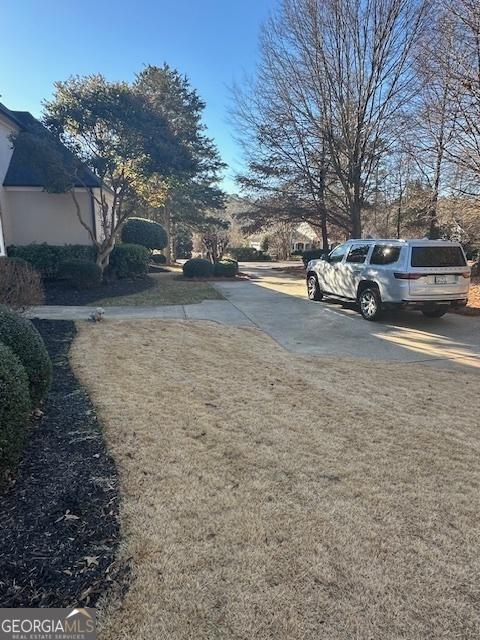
428,206,441,239
163,210,172,264
96,240,115,273
169,218,176,263
350,201,362,239
320,211,328,250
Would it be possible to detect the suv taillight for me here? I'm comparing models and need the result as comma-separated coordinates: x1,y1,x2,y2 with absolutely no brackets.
461,272,471,279
394,272,424,280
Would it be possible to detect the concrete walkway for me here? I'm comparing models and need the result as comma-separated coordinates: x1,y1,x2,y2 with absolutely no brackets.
28,299,255,327
30,262,480,371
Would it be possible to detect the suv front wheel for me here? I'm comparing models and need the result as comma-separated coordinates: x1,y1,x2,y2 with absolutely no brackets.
359,287,382,321
307,274,323,301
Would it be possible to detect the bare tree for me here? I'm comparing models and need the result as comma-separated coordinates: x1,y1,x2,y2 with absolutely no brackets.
440,0,480,198
398,7,459,238
235,0,430,239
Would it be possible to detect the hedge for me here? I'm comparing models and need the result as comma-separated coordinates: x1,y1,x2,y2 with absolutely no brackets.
227,247,272,261
121,217,168,250
108,244,150,278
0,342,30,479
7,244,96,280
0,306,52,407
302,249,328,267
59,260,103,289
151,253,167,264
214,259,239,278
183,258,215,278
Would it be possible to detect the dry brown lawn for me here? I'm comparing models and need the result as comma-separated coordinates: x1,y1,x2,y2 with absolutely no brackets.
71,320,480,640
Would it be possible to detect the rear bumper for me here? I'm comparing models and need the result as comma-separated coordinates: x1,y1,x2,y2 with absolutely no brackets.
391,299,468,310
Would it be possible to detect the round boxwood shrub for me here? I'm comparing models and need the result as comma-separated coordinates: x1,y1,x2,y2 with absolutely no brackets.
121,217,168,251
59,259,102,289
214,259,239,278
152,253,167,265
183,258,215,278
109,244,150,278
0,306,52,407
0,342,30,477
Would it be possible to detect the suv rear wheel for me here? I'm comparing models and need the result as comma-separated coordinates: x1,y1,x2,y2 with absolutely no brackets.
307,274,323,301
359,287,382,321
422,307,448,318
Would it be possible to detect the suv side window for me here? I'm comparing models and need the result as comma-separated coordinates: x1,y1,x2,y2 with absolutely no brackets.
328,243,348,264
346,244,370,264
370,244,401,265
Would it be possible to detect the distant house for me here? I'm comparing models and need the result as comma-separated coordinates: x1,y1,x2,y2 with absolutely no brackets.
0,102,111,256
290,222,321,252
248,222,321,253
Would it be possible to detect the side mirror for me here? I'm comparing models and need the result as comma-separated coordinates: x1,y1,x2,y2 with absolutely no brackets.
320,254,329,262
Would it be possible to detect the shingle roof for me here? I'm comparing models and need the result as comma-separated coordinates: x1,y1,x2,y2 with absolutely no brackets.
0,102,24,128
1,104,103,189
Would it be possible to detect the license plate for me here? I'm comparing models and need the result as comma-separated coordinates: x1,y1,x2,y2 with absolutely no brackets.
435,275,448,284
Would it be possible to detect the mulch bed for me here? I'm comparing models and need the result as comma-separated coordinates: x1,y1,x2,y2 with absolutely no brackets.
0,320,124,608
44,276,157,306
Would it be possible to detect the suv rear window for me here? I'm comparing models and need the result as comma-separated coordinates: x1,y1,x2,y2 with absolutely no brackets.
370,245,401,265
411,246,466,267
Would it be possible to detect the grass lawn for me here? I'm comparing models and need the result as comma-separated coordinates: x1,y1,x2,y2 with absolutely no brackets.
95,271,223,306
71,320,480,640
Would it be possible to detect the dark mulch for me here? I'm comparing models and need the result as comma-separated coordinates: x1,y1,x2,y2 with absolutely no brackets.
0,320,125,608
43,276,157,306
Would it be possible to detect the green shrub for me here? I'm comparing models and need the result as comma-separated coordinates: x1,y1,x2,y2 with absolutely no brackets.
152,253,167,264
302,249,328,267
59,259,102,289
109,243,150,278
214,259,239,278
0,306,52,407
7,244,96,279
121,217,168,251
183,258,215,278
0,257,44,309
227,247,272,261
0,342,30,478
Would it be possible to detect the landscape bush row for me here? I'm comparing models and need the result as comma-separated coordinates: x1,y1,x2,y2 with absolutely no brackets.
0,306,52,480
5,216,169,290
7,242,152,288
182,258,239,278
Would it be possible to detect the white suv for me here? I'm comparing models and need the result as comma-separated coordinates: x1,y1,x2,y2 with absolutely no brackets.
306,239,470,321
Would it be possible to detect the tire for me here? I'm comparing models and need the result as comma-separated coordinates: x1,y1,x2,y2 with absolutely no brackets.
359,287,382,321
307,274,323,301
422,307,448,318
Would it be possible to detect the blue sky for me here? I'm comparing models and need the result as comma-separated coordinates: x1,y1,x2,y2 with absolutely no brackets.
1,0,275,193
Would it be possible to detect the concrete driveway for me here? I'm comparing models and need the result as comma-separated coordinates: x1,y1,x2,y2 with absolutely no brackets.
214,262,480,371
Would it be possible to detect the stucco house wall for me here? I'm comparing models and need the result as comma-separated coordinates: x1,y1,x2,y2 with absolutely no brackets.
2,187,112,248
2,188,95,246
